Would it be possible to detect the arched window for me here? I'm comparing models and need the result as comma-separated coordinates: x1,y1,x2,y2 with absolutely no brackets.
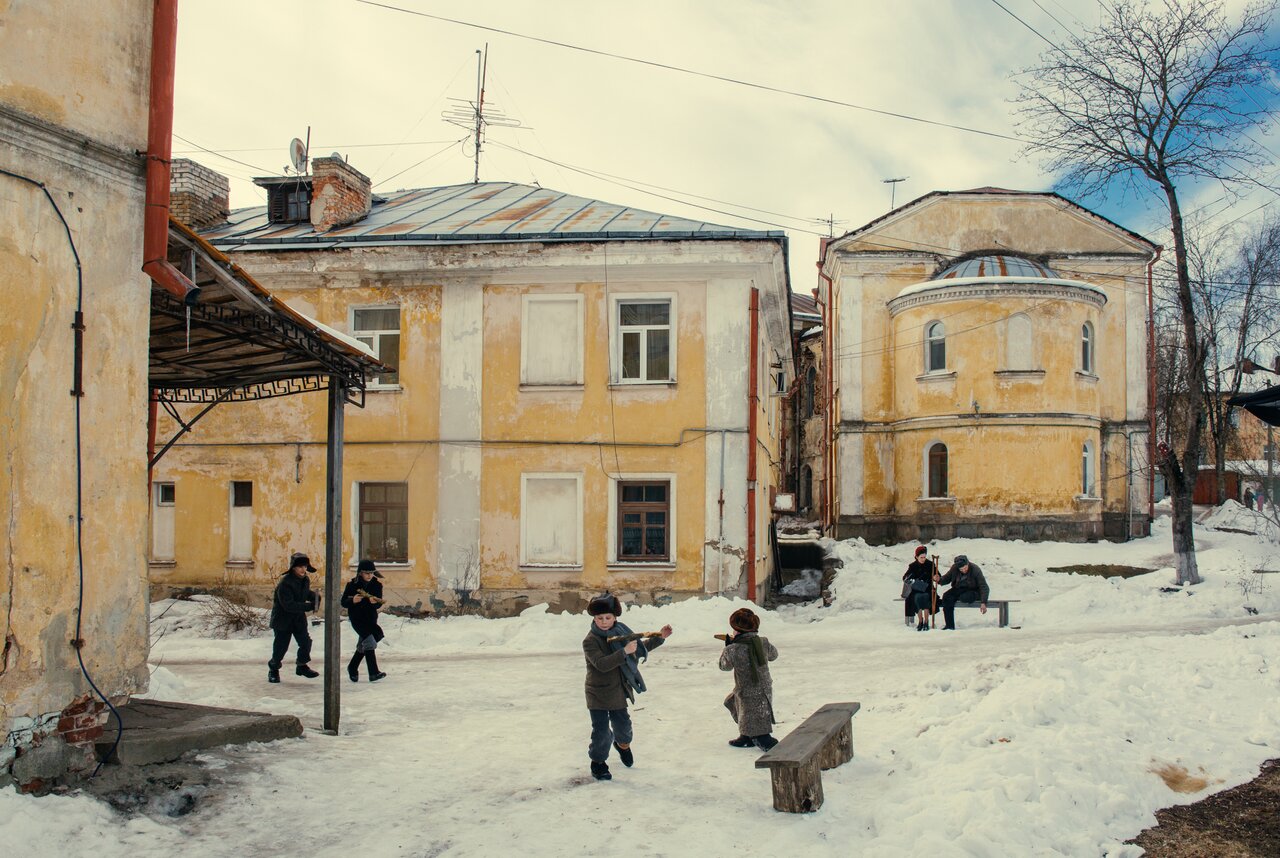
1006,314,1033,370
800,465,812,511
925,321,946,372
926,442,948,498
1081,322,1094,374
1082,442,1095,496
804,366,818,418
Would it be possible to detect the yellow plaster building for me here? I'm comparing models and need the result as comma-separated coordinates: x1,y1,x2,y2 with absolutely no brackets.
819,189,1156,543
150,171,792,614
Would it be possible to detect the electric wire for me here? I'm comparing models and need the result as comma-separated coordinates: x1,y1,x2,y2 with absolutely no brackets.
0,167,123,777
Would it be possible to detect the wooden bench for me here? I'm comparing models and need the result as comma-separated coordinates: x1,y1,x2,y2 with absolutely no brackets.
894,598,1019,628
755,702,859,813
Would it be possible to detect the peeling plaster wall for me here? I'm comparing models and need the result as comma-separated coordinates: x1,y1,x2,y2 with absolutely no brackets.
438,278,483,590
0,0,151,751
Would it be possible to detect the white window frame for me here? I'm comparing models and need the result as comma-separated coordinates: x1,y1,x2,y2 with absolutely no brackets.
609,292,677,384
350,304,402,389
1081,441,1096,497
1081,322,1095,374
228,480,253,563
519,473,584,567
924,321,946,373
607,472,677,566
152,481,176,561
520,294,585,386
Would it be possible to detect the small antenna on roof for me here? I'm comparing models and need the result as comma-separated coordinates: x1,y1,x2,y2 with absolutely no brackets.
442,45,524,184
882,177,908,211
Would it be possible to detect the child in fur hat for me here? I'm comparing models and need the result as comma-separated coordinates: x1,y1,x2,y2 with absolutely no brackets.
582,592,673,781
720,607,780,750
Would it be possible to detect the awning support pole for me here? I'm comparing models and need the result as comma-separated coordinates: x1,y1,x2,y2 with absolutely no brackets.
323,376,346,734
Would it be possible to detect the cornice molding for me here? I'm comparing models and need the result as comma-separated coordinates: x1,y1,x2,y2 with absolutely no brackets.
888,280,1107,315
0,102,144,186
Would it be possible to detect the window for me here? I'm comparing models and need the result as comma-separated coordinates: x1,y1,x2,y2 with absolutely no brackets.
617,481,670,561
925,321,946,373
521,295,584,385
1006,314,1033,370
152,482,175,561
1081,322,1094,374
613,297,674,383
353,307,401,387
228,481,253,561
520,474,583,566
266,183,311,223
804,366,818,418
926,443,948,498
359,482,408,563
1081,443,1095,496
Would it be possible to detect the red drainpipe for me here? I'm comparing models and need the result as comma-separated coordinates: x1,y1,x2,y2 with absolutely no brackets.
1147,245,1162,522
142,0,198,301
746,288,760,602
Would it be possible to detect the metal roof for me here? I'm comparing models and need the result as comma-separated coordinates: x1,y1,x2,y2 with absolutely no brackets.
203,181,784,249
934,255,1059,280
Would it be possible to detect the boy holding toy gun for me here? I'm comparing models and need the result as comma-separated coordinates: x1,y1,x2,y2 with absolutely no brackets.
582,592,673,781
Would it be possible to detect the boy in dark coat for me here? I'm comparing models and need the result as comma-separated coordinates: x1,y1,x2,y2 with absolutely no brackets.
720,607,780,750
582,592,673,781
341,558,387,682
268,552,320,683
933,554,990,630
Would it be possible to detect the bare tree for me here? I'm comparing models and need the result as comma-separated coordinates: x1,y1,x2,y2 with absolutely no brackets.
1016,0,1277,585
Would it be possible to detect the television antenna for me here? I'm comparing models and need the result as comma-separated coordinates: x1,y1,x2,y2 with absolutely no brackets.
882,176,908,210
441,44,524,183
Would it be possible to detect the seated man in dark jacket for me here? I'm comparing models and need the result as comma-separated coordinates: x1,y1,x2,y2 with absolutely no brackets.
932,554,989,630
268,552,320,683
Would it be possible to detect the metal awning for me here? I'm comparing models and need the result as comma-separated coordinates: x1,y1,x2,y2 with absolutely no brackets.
1229,384,1280,427
150,219,381,406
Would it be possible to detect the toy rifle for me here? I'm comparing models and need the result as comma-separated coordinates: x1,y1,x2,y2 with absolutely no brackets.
356,588,384,604
606,631,664,644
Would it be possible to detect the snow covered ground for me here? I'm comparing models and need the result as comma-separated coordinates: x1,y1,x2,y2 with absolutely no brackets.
5,513,1280,857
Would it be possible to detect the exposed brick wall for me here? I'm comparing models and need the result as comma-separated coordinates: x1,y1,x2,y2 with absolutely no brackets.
310,156,371,232
3,694,111,793
170,158,229,229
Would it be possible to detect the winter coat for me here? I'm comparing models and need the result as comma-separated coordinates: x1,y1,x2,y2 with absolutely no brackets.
583,625,665,711
270,571,317,631
340,577,384,641
719,632,778,736
902,559,934,598
938,562,990,602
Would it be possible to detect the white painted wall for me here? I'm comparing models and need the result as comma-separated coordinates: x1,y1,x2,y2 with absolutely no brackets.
1125,277,1149,421
838,274,863,423
438,279,483,588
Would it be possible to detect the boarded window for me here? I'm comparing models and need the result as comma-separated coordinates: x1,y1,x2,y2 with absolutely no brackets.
153,482,175,560
522,296,583,385
1006,314,1033,370
522,475,581,565
229,481,253,561
360,482,408,563
617,481,670,561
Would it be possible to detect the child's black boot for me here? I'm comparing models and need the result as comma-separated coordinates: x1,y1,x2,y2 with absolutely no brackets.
590,760,611,781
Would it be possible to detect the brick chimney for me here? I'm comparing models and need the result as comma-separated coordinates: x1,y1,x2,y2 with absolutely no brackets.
169,159,229,229
310,156,371,232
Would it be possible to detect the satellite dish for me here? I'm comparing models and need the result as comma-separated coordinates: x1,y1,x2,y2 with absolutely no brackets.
289,138,308,173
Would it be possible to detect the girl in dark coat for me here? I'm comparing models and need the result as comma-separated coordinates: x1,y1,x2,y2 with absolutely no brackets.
582,592,673,781
903,545,935,631
340,558,387,682
720,607,780,750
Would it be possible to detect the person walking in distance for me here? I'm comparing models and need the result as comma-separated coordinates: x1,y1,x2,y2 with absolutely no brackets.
582,592,673,781
341,558,387,682
268,552,320,683
933,554,990,631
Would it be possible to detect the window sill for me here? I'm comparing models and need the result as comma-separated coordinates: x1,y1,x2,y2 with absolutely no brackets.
520,564,583,573
149,559,177,568
994,369,1045,379
366,384,403,394
519,383,584,392
608,562,676,571
224,559,254,568
916,371,956,383
1073,494,1102,504
916,496,957,505
1075,372,1098,383
349,561,412,571
609,380,677,388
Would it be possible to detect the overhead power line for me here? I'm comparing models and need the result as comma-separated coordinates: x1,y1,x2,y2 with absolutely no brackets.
354,0,1026,144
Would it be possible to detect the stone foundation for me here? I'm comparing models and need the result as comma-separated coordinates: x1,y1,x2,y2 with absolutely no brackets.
832,514,1151,545
2,694,115,793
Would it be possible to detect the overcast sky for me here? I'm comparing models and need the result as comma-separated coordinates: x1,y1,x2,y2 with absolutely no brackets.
172,0,1280,290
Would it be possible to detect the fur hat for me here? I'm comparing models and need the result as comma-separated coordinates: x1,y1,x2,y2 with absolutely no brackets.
357,558,384,578
289,552,316,572
952,554,969,569
729,607,760,633
914,545,928,558
587,593,623,616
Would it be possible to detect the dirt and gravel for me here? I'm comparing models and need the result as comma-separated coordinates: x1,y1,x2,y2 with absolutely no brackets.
1127,759,1280,857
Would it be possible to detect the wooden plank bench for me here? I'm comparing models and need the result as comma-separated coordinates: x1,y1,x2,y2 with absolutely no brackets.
755,702,859,813
894,598,1019,628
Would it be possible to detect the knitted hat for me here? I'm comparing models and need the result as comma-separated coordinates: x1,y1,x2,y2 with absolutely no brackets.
914,545,928,558
587,593,623,616
357,558,384,578
729,607,760,633
289,552,317,572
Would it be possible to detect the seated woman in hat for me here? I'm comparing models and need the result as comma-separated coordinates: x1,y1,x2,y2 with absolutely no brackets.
719,607,780,750
582,592,673,781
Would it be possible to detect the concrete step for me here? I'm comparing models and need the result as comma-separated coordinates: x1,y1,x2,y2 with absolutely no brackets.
96,698,303,766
